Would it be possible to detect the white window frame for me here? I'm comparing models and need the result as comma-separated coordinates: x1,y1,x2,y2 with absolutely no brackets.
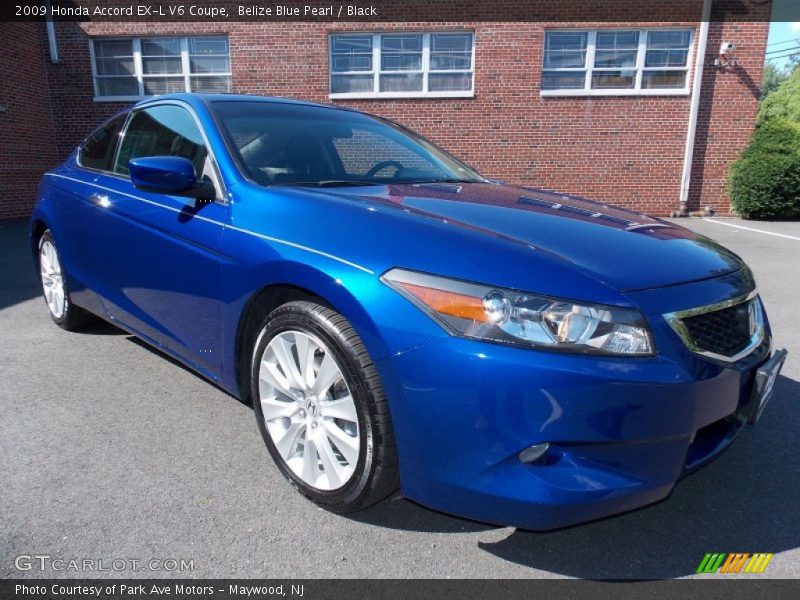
89,36,231,102
541,28,695,97
329,31,475,100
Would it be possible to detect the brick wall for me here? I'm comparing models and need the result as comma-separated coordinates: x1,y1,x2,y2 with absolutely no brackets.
14,3,770,218
0,22,58,219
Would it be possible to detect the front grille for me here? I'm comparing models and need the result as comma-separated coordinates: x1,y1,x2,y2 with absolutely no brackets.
680,299,755,358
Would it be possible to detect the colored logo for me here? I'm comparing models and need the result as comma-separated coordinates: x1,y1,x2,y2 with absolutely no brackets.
696,553,773,574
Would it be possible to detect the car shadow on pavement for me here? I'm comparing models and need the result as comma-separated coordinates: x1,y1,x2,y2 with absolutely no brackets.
0,219,40,311
352,375,800,579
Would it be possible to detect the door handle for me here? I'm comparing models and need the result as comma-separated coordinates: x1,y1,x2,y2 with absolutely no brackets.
88,193,110,207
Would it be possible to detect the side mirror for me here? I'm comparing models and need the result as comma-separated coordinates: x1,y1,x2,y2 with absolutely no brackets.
129,156,216,202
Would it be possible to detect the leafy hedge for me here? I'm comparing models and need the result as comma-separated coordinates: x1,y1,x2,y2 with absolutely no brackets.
728,67,800,220
728,119,800,220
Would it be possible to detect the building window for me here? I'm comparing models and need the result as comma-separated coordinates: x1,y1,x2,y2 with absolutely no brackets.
329,32,474,99
91,36,231,101
541,29,693,96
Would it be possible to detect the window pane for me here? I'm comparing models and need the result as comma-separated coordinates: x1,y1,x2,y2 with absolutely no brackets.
95,57,135,76
143,77,186,95
645,49,688,67
642,70,686,89
381,34,422,52
332,54,372,72
332,35,372,52
190,56,230,73
331,74,374,94
380,34,422,73
142,56,182,75
93,40,135,92
96,77,139,97
331,35,373,74
544,32,588,70
430,53,471,70
381,53,422,71
594,50,638,68
591,70,636,89
596,30,639,49
190,75,231,93
431,33,471,52
141,38,180,56
546,31,588,51
545,51,586,69
114,105,208,177
380,73,423,92
189,37,228,55
430,33,473,72
94,39,133,58
80,115,126,171
541,71,585,90
647,30,691,49
429,72,472,91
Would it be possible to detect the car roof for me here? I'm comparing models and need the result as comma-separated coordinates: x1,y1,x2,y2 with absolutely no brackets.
134,93,355,113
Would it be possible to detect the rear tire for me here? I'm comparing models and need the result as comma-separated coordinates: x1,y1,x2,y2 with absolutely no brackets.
38,230,96,331
251,300,399,512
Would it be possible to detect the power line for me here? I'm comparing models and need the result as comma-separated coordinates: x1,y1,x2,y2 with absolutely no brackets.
766,45,800,55
766,51,800,62
767,38,800,48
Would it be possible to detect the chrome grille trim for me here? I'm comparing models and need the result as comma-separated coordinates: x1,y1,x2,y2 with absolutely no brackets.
663,290,765,363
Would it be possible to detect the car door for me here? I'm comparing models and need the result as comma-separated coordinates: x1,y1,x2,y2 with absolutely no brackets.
88,102,228,379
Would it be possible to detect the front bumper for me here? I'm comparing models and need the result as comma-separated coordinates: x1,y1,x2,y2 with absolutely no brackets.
375,272,780,530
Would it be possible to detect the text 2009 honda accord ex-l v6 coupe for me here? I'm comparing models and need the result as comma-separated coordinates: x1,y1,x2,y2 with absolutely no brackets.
31,94,786,530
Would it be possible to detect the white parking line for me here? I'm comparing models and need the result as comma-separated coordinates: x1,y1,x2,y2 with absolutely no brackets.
701,218,800,241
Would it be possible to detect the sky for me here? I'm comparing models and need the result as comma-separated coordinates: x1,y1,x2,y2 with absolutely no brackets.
767,0,800,71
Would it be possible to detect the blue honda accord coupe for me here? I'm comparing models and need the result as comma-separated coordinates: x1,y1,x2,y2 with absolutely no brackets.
31,94,786,529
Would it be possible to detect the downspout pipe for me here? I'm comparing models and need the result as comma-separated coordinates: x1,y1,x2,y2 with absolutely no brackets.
676,0,712,217
45,0,59,63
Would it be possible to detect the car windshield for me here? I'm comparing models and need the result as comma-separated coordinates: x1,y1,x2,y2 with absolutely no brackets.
212,100,485,187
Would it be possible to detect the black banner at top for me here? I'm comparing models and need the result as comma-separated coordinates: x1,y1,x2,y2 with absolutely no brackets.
1,0,796,23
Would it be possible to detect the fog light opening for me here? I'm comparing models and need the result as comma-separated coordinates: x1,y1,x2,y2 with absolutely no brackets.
519,442,550,465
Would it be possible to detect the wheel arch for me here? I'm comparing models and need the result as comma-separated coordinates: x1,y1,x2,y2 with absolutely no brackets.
231,262,390,405
29,218,49,265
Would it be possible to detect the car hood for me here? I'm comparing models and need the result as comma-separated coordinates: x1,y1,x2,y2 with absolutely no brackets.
321,182,743,292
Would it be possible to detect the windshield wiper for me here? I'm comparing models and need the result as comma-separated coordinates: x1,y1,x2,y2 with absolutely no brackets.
270,180,380,188
409,178,482,184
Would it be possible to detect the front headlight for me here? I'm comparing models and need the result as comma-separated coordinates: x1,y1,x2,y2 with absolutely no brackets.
382,268,654,356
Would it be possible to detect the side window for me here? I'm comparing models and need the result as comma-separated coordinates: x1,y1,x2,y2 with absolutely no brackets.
78,114,126,171
114,105,209,180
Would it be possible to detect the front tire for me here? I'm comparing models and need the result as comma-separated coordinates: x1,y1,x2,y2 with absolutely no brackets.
38,230,95,331
251,300,398,512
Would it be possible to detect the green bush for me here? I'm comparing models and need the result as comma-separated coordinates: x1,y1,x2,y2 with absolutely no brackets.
729,117,800,220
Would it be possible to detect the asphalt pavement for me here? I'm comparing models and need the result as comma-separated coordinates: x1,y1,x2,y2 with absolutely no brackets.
1,216,798,579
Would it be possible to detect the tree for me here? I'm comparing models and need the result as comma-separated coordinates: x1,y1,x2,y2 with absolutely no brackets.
757,66,800,124
760,62,788,100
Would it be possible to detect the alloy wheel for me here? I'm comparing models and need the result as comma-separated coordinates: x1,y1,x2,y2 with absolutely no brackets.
40,239,65,319
258,330,360,491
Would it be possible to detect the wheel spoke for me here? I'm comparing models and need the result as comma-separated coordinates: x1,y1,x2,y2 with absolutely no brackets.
321,395,357,423
316,432,345,488
259,359,293,397
323,421,359,465
260,396,299,421
312,352,341,397
293,332,317,389
271,335,304,389
273,420,305,459
300,438,318,484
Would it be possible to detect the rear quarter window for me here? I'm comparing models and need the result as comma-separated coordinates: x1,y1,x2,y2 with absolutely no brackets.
78,114,126,171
